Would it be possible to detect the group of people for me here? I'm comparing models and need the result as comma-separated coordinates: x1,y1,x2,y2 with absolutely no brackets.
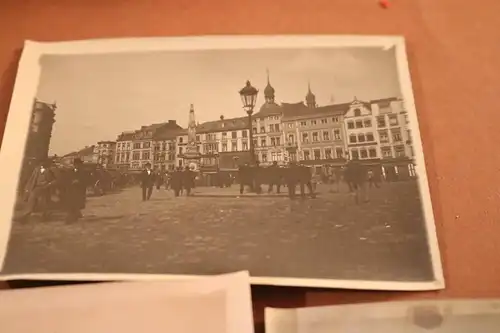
237,157,384,203
237,160,316,199
19,157,88,222
139,163,196,200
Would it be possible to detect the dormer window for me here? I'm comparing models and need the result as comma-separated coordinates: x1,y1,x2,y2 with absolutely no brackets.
354,108,361,117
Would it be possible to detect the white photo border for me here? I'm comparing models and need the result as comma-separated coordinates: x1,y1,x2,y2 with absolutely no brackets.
0,35,444,290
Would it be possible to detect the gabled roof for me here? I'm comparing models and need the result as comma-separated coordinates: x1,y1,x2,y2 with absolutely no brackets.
154,128,186,140
254,102,282,118
281,101,348,120
196,116,249,134
78,145,95,156
117,132,134,141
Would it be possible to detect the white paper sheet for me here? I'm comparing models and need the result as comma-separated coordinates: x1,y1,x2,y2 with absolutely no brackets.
0,271,254,333
265,299,500,333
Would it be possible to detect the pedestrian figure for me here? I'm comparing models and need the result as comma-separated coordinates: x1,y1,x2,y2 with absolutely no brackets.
155,170,163,190
140,162,155,201
18,159,56,222
238,163,253,194
368,167,381,188
267,161,282,194
285,162,299,199
65,158,88,222
171,167,183,197
297,164,315,198
183,165,196,196
345,157,368,204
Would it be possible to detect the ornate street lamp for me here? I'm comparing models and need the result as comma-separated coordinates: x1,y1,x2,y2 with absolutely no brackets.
239,80,258,165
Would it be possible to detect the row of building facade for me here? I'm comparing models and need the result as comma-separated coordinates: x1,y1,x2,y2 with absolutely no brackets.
32,78,415,179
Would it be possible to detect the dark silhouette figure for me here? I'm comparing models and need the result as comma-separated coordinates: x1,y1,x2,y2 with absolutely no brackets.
140,162,155,201
65,158,89,222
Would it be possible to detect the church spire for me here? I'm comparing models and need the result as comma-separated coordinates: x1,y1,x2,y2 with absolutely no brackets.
306,80,316,108
264,68,275,103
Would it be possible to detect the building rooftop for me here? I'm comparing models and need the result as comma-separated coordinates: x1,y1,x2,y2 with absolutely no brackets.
281,101,348,120
196,116,249,134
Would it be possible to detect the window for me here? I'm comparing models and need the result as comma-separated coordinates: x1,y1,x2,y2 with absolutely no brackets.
142,152,150,160
287,123,294,128
133,143,141,149
333,129,341,140
366,133,374,141
179,147,183,155
302,133,309,143
300,121,307,127
404,114,410,124
275,137,281,146
179,137,183,144
323,131,330,141
289,152,297,161
360,149,368,159
262,153,268,162
347,121,354,129
232,131,237,139
392,128,402,142
349,134,357,143
321,118,327,124
351,149,359,159
369,148,377,158
355,120,363,128
325,148,332,159
230,141,237,151
354,108,361,117
389,115,399,126
252,127,257,134
314,149,321,160
242,141,248,151
311,120,317,125
377,116,386,128
358,134,365,142
271,138,276,146
269,125,274,132
222,132,227,138
274,124,280,132
312,132,319,142
288,134,295,144
242,130,248,138
271,152,277,161
394,145,406,157
260,138,266,147
303,150,310,160
379,130,389,143
364,119,372,127
406,130,412,143
335,148,343,158
260,126,265,133
222,143,228,152
382,147,392,158
253,139,258,148
196,135,200,142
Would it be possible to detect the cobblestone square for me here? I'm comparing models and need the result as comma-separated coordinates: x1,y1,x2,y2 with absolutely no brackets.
3,180,433,282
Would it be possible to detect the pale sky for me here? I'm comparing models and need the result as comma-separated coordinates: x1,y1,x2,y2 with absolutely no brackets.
36,47,401,155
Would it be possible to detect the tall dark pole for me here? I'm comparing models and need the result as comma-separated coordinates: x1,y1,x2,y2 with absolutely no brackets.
247,110,255,165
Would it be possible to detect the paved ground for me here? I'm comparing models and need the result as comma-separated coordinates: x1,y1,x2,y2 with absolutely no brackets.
2,181,434,282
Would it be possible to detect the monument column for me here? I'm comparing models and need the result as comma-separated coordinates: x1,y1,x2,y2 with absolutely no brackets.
183,104,201,170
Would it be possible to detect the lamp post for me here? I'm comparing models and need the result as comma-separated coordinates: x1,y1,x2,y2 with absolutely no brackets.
239,80,258,165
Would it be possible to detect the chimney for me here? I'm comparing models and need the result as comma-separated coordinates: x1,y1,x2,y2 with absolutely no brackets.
168,120,176,124
220,115,224,120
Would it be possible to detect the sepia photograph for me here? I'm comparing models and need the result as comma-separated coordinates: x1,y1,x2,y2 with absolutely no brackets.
265,300,500,333
0,36,443,289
